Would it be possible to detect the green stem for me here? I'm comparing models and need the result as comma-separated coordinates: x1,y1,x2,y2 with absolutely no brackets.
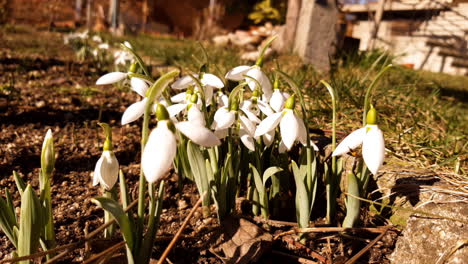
362,64,392,126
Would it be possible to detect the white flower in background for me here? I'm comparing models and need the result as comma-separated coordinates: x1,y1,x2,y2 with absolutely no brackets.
92,35,103,43
332,106,385,175
167,93,205,126
93,123,119,190
114,50,134,66
254,95,308,151
98,43,109,50
142,104,220,183
225,65,272,101
240,90,274,124
211,103,257,151
216,91,229,107
171,73,224,105
269,89,291,112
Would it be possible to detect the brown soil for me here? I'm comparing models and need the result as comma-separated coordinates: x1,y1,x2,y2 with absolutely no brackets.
0,27,398,263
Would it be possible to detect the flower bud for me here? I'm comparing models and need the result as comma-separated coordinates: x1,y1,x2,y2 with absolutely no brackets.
155,104,170,121
366,105,378,125
41,129,55,175
189,93,198,104
99,123,113,151
284,94,296,110
128,62,138,73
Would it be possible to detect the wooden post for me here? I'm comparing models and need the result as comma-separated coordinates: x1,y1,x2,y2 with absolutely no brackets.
368,0,387,50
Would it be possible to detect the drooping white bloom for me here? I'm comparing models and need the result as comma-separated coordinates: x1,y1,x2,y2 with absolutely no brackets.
93,150,119,190
332,107,385,175
241,98,274,124
225,65,272,101
142,105,220,183
332,125,385,175
254,95,307,151
171,73,224,105
269,89,290,112
211,106,257,151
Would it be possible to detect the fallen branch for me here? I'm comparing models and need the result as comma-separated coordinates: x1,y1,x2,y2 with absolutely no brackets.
344,227,389,264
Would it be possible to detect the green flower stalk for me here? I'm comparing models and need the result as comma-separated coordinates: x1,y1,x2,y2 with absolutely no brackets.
39,129,56,255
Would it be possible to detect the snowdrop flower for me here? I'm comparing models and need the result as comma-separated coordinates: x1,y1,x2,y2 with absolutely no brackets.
98,43,109,50
254,95,308,151
142,104,220,183
92,35,103,43
167,93,205,126
41,129,55,175
240,89,274,124
171,73,224,105
93,123,119,190
225,65,272,101
332,106,385,175
211,101,257,151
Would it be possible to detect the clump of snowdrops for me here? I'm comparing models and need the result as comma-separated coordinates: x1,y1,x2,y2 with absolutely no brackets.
90,37,391,263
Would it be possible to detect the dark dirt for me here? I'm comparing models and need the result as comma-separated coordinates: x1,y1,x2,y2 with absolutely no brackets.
0,27,398,263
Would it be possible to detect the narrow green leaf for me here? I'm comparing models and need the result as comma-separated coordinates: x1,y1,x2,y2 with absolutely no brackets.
18,185,43,263
92,197,134,249
146,69,180,104
13,171,26,196
249,164,264,194
0,196,18,247
262,166,283,186
119,170,130,210
187,141,210,207
291,161,309,229
342,172,361,228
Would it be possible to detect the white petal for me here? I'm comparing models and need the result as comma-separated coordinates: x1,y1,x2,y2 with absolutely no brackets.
201,74,224,88
176,122,220,147
257,100,274,116
130,77,149,97
270,90,285,112
217,93,228,107
332,127,366,156
362,125,385,175
142,122,177,183
96,72,127,85
204,85,214,106
93,156,104,186
297,116,308,145
214,128,229,139
280,110,299,150
99,151,119,190
167,103,187,117
262,129,275,147
187,105,205,126
278,140,287,153
171,92,187,103
254,112,283,137
245,67,263,91
171,75,197,90
121,98,148,125
239,130,255,151
213,108,235,130
239,115,256,136
225,65,251,81
243,109,261,124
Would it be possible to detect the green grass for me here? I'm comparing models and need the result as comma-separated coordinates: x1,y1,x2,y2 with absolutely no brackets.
3,25,467,173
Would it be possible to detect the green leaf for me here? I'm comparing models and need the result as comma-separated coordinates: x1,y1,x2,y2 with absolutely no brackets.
92,197,134,249
13,171,26,195
0,194,18,247
249,164,264,194
342,172,361,228
187,141,211,207
291,161,309,228
119,170,130,211
18,185,43,263
146,69,180,104
262,166,283,186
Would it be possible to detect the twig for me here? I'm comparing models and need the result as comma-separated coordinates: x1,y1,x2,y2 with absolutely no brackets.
157,193,204,264
435,239,468,264
0,242,80,264
274,226,388,240
271,250,318,264
82,241,126,264
344,228,389,264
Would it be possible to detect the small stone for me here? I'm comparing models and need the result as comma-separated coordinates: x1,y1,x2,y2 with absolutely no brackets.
35,100,46,108
177,199,188,210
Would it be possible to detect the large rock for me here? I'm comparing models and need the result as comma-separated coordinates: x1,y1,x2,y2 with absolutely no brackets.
390,198,468,264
